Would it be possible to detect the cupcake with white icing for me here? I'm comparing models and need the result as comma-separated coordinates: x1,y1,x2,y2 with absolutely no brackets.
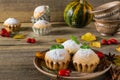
62,35,82,55
32,20,51,35
45,44,70,70
3,18,21,32
31,5,50,23
73,44,100,72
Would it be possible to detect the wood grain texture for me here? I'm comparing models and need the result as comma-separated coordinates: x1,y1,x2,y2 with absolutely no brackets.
0,22,120,80
0,0,115,22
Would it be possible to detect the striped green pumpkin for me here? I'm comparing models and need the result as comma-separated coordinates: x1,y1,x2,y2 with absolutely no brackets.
64,0,93,28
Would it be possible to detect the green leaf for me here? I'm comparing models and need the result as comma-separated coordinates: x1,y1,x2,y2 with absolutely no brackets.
50,44,64,50
70,35,80,44
80,43,90,49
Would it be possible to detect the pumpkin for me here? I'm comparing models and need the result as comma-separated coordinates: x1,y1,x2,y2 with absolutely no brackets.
64,0,93,28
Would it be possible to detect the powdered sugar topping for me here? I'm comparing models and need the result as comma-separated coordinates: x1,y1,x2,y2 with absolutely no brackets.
62,39,82,54
33,20,51,28
4,18,20,25
34,5,49,14
73,48,99,64
76,49,97,58
45,49,70,62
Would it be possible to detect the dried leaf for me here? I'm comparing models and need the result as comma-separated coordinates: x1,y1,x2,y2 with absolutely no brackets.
56,38,67,43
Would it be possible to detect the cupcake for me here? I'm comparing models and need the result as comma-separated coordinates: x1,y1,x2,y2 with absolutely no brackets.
32,20,51,35
31,5,50,23
3,18,21,32
62,35,82,55
45,44,70,70
73,44,100,72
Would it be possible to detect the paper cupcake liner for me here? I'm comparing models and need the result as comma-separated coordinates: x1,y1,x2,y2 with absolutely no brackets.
32,27,51,36
5,25,21,32
73,63,98,72
45,61,69,70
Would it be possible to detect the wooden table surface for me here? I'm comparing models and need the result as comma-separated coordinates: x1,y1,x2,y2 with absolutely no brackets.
0,22,120,80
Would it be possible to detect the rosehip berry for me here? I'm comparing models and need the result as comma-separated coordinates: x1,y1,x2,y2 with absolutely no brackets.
107,40,112,45
27,38,31,43
109,38,118,44
101,39,107,45
58,69,70,76
1,33,6,37
96,51,104,59
0,28,11,37
31,38,36,43
5,32,10,37
1,28,7,33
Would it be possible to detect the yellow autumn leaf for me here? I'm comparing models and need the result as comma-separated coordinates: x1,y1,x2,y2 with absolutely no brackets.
116,45,120,52
114,55,120,66
13,34,25,39
55,38,67,43
89,41,101,48
81,32,96,42
35,51,45,59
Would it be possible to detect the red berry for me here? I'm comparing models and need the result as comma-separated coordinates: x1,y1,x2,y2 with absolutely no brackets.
31,38,36,43
58,69,70,76
27,38,31,43
0,28,11,37
1,33,6,37
0,31,5,36
107,40,112,45
5,32,10,37
96,51,104,59
101,39,107,45
1,31,5,35
109,38,118,44
1,28,7,33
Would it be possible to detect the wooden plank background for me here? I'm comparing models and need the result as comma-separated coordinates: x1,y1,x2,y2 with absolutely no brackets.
0,23,120,80
0,0,115,22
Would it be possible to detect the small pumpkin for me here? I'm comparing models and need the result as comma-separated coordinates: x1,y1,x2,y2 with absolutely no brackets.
64,0,93,28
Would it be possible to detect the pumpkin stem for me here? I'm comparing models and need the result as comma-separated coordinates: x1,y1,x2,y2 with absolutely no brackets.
79,0,85,4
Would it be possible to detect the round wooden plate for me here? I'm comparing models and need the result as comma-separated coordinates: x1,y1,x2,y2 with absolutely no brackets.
33,57,112,79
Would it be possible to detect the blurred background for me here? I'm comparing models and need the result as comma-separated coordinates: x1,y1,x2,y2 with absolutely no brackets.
0,0,115,22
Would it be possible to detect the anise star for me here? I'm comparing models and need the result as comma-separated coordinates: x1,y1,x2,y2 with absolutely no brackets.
105,52,115,64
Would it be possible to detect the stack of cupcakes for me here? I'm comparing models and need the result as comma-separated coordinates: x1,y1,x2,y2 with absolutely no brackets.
92,1,120,36
31,5,51,36
31,5,50,23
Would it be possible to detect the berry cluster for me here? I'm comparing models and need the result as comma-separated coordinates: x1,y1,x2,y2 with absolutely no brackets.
101,38,118,45
0,28,11,37
0,28,36,43
26,38,36,43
